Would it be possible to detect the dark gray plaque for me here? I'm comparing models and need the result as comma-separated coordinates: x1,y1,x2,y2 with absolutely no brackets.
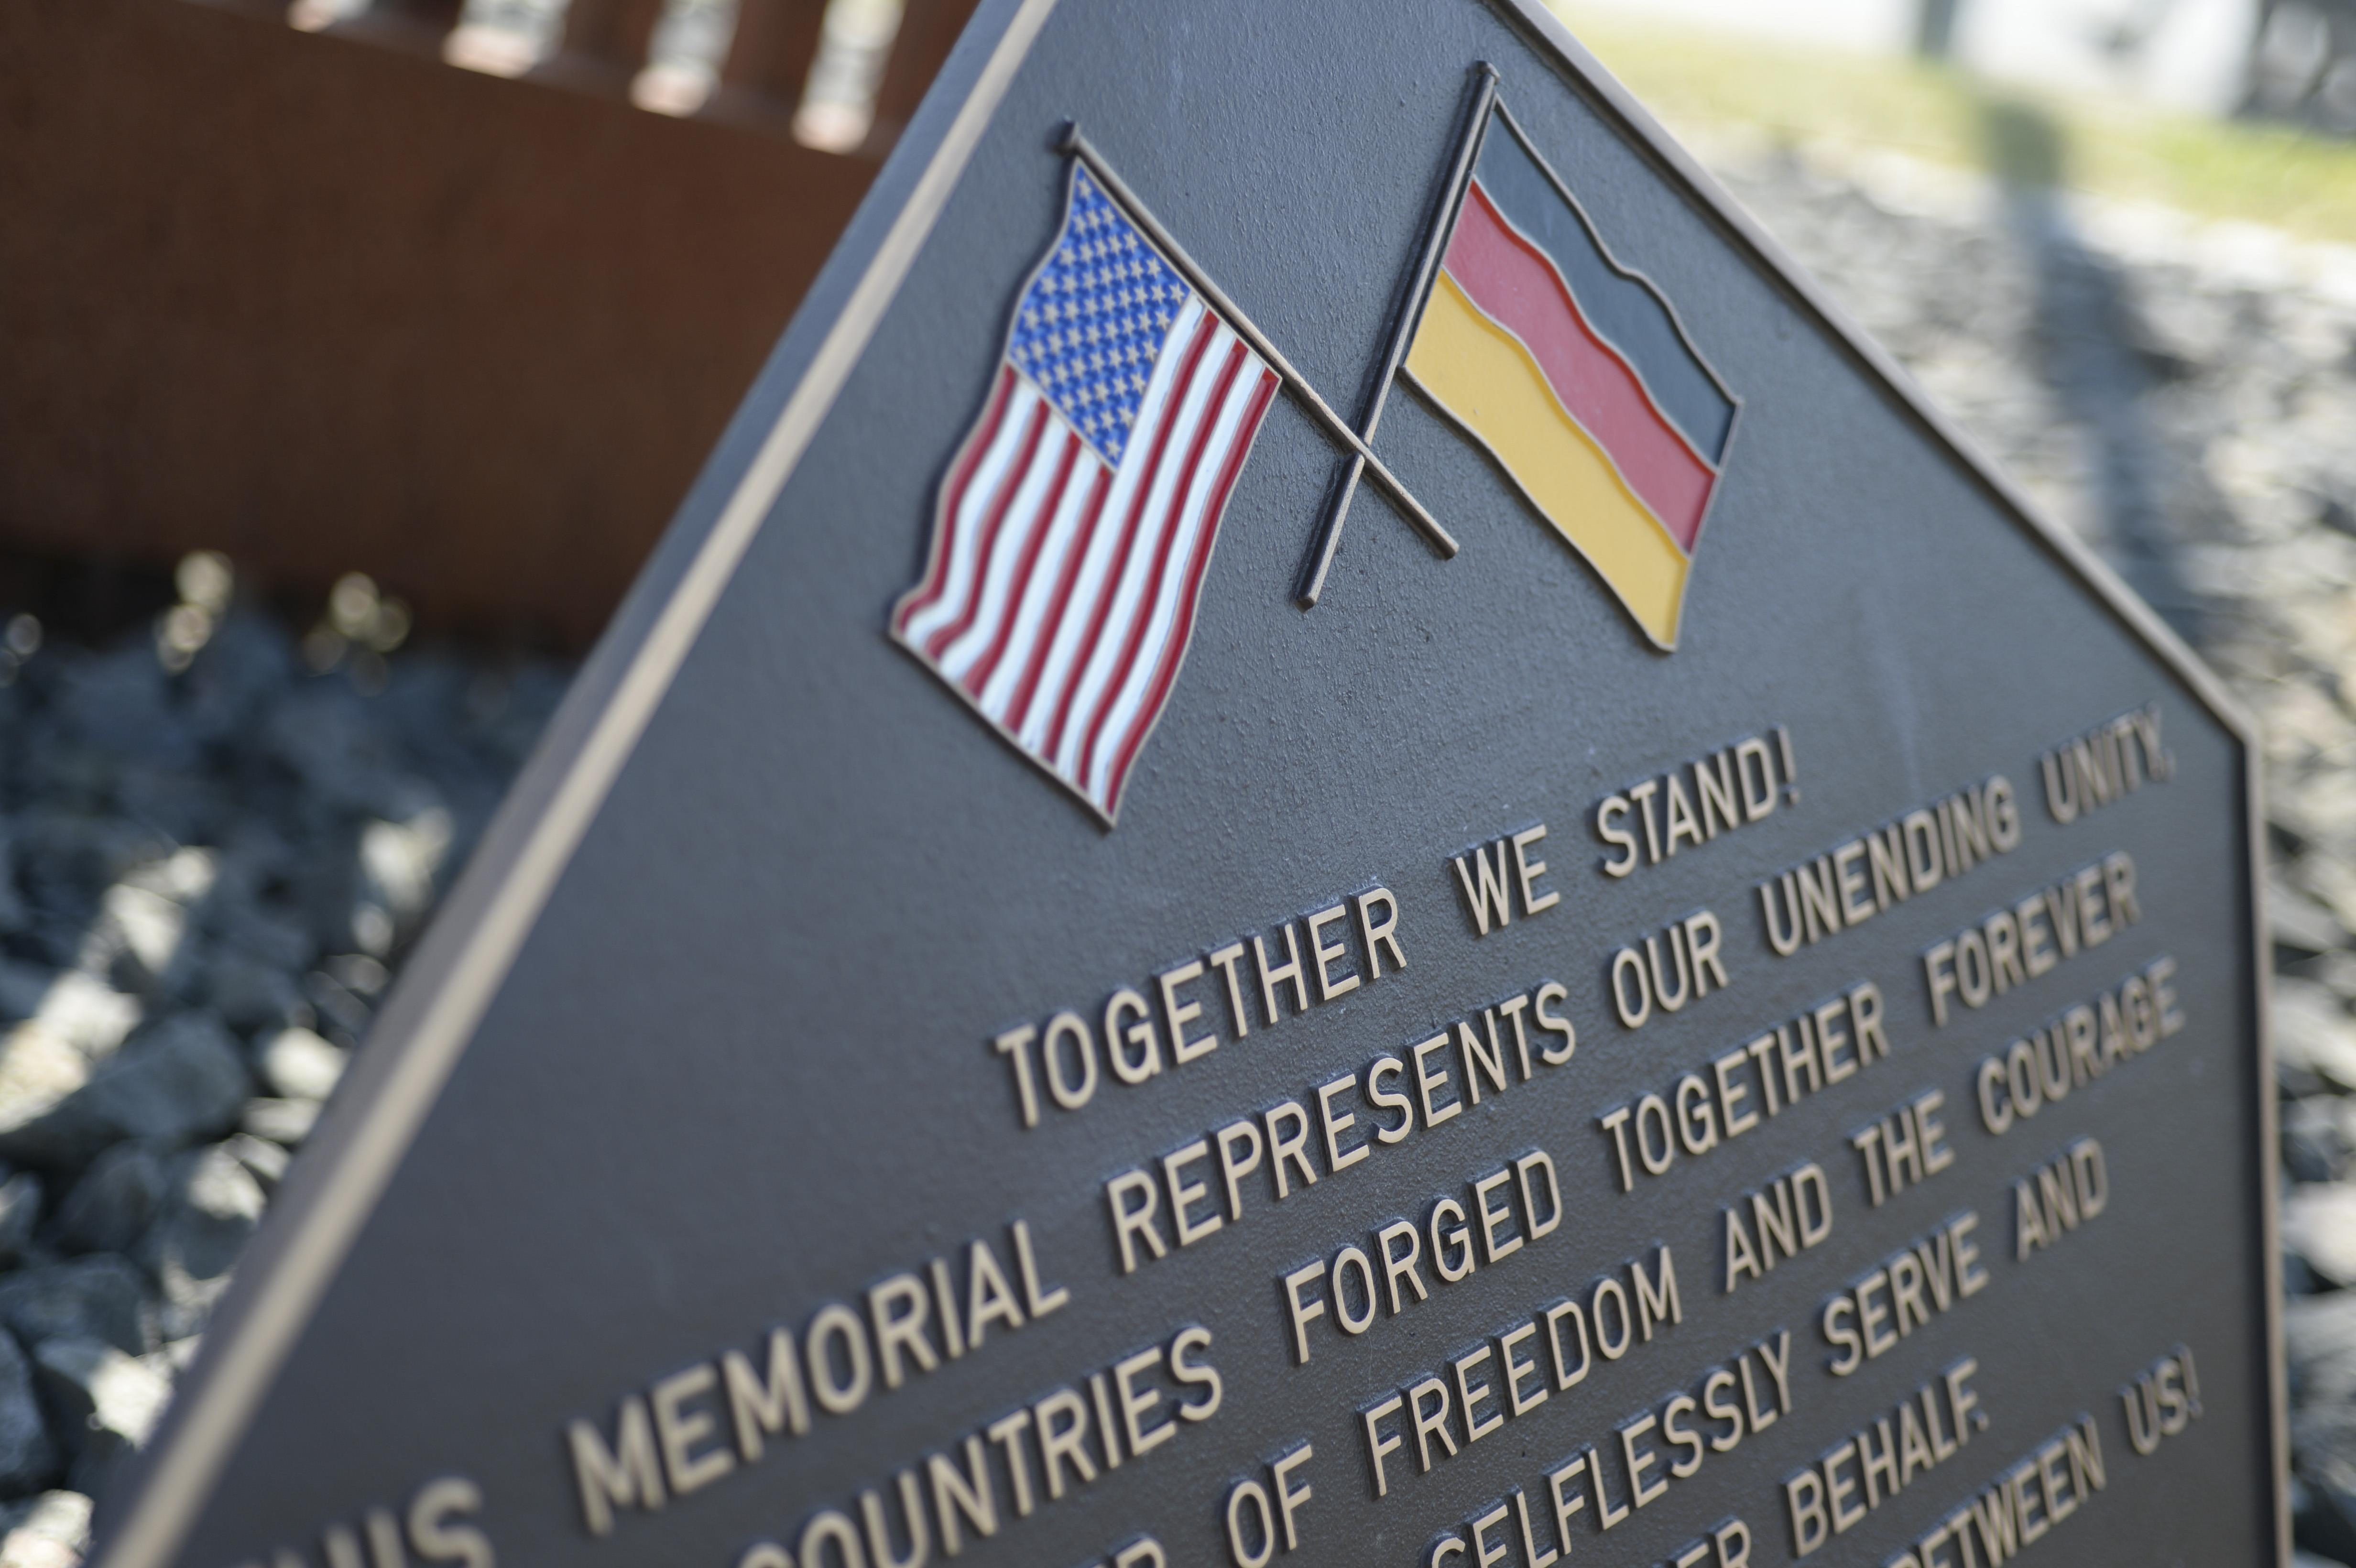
96,2,2284,1566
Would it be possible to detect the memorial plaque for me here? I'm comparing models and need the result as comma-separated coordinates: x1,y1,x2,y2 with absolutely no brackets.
98,1,2284,1565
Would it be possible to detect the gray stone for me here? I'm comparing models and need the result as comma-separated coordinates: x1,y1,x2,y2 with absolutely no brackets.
359,808,452,937
2291,1123,2342,1185
207,899,313,976
138,1145,266,1340
0,1176,43,1270
2288,1057,2334,1105
2278,878,2355,956
0,1492,91,1568
2289,1291,2356,1406
95,885,185,990
11,811,164,907
303,969,372,1043
205,952,306,1035
256,1027,347,1104
480,663,569,765
264,686,405,816
0,968,50,1026
323,955,388,1000
181,611,298,746
221,1133,288,1191
120,849,217,908
52,645,192,767
32,1337,168,1494
2276,979,2356,1092
2327,1098,2356,1160
2304,949,2356,1005
2296,1435,2356,1568
0,1257,151,1357
2291,1098,2350,1183
0,1333,56,1496
109,766,226,855
0,1033,88,1153
2300,854,2356,948
0,1013,251,1170
20,975,141,1062
0,831,28,939
2289,1183,2356,1288
240,1097,318,1148
52,1145,164,1256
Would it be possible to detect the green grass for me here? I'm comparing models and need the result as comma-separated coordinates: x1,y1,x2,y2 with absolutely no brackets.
1546,2,2356,246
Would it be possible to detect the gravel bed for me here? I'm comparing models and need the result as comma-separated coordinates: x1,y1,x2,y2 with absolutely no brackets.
0,565,567,1562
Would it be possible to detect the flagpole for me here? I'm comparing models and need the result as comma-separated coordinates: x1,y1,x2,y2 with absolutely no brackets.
1296,62,1499,607
1058,127,1459,564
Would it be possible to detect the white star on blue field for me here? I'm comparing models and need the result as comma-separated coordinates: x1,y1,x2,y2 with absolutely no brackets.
1007,167,1189,465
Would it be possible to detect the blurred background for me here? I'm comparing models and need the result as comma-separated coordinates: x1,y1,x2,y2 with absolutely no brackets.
0,0,2354,1560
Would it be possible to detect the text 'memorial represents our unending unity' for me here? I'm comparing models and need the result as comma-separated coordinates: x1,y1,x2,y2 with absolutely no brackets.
95,2,2282,1566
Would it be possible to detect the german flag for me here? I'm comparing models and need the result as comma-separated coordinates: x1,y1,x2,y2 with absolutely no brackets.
1404,105,1736,649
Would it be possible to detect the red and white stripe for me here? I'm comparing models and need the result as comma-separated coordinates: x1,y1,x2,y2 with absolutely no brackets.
894,297,1279,822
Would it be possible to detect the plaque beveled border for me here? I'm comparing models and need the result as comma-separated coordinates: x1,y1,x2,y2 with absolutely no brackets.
92,1,2284,1564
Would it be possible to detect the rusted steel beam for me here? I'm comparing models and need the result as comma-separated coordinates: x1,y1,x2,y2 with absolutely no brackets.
0,0,898,647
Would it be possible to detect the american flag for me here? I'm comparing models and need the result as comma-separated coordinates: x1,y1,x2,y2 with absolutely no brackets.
892,163,1281,824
